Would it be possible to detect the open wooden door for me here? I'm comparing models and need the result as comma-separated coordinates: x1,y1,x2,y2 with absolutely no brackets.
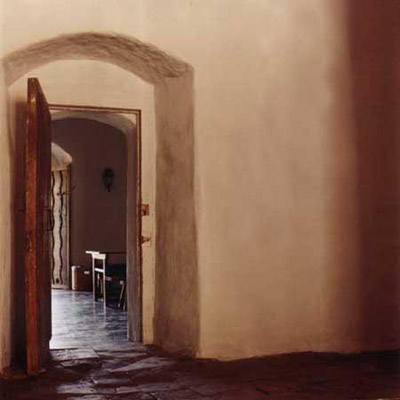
24,78,52,375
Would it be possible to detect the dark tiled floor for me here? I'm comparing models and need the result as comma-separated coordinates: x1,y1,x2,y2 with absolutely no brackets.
51,289,128,349
1,290,400,399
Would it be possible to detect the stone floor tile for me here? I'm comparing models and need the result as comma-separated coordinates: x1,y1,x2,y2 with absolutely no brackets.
152,390,206,400
101,355,148,371
93,342,147,352
52,348,99,361
117,394,155,400
169,389,205,399
60,359,100,369
191,381,229,396
175,376,209,387
92,376,133,386
219,386,270,400
56,382,97,395
96,350,148,359
65,396,108,400
117,381,180,394
110,356,175,373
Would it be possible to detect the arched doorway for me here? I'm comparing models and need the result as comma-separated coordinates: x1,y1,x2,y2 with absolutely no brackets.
1,32,199,373
50,113,134,353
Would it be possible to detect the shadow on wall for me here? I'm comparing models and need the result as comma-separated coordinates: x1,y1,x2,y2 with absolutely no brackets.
3,32,199,362
349,1,400,350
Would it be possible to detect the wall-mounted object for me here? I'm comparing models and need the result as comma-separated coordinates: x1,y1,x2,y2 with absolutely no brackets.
141,236,151,244
141,204,150,216
102,168,114,192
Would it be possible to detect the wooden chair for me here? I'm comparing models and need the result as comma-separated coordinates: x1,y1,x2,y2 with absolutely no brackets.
86,250,126,309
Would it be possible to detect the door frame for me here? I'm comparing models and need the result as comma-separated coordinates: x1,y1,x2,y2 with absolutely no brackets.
49,103,143,342
25,78,53,375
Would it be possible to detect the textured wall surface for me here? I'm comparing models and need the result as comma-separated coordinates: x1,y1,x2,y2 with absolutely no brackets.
154,74,198,354
1,0,400,372
0,51,13,375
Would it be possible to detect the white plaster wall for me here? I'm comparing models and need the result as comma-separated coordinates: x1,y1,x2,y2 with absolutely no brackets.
0,9,13,372
192,1,359,358
1,0,399,368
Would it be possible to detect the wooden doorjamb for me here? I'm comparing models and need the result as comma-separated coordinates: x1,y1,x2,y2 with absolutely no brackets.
25,78,53,375
49,104,143,342
48,104,140,114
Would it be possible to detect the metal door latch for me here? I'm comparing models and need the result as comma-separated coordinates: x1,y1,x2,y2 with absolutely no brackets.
141,204,149,216
141,236,151,244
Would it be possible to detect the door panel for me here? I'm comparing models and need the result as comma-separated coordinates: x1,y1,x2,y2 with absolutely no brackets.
24,78,52,376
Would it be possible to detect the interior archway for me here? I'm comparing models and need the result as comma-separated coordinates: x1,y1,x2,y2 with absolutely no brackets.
2,32,199,365
51,111,136,136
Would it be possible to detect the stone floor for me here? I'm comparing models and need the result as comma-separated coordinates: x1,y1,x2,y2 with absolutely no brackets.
1,290,400,399
51,289,128,349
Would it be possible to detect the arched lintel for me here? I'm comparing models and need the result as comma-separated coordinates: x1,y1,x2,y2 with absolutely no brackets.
51,110,136,137
2,32,192,87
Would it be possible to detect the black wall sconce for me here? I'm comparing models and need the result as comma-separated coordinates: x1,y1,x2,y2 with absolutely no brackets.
102,168,114,192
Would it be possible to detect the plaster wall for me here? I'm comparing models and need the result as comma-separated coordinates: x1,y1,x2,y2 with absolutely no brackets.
0,19,13,372
0,0,399,370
